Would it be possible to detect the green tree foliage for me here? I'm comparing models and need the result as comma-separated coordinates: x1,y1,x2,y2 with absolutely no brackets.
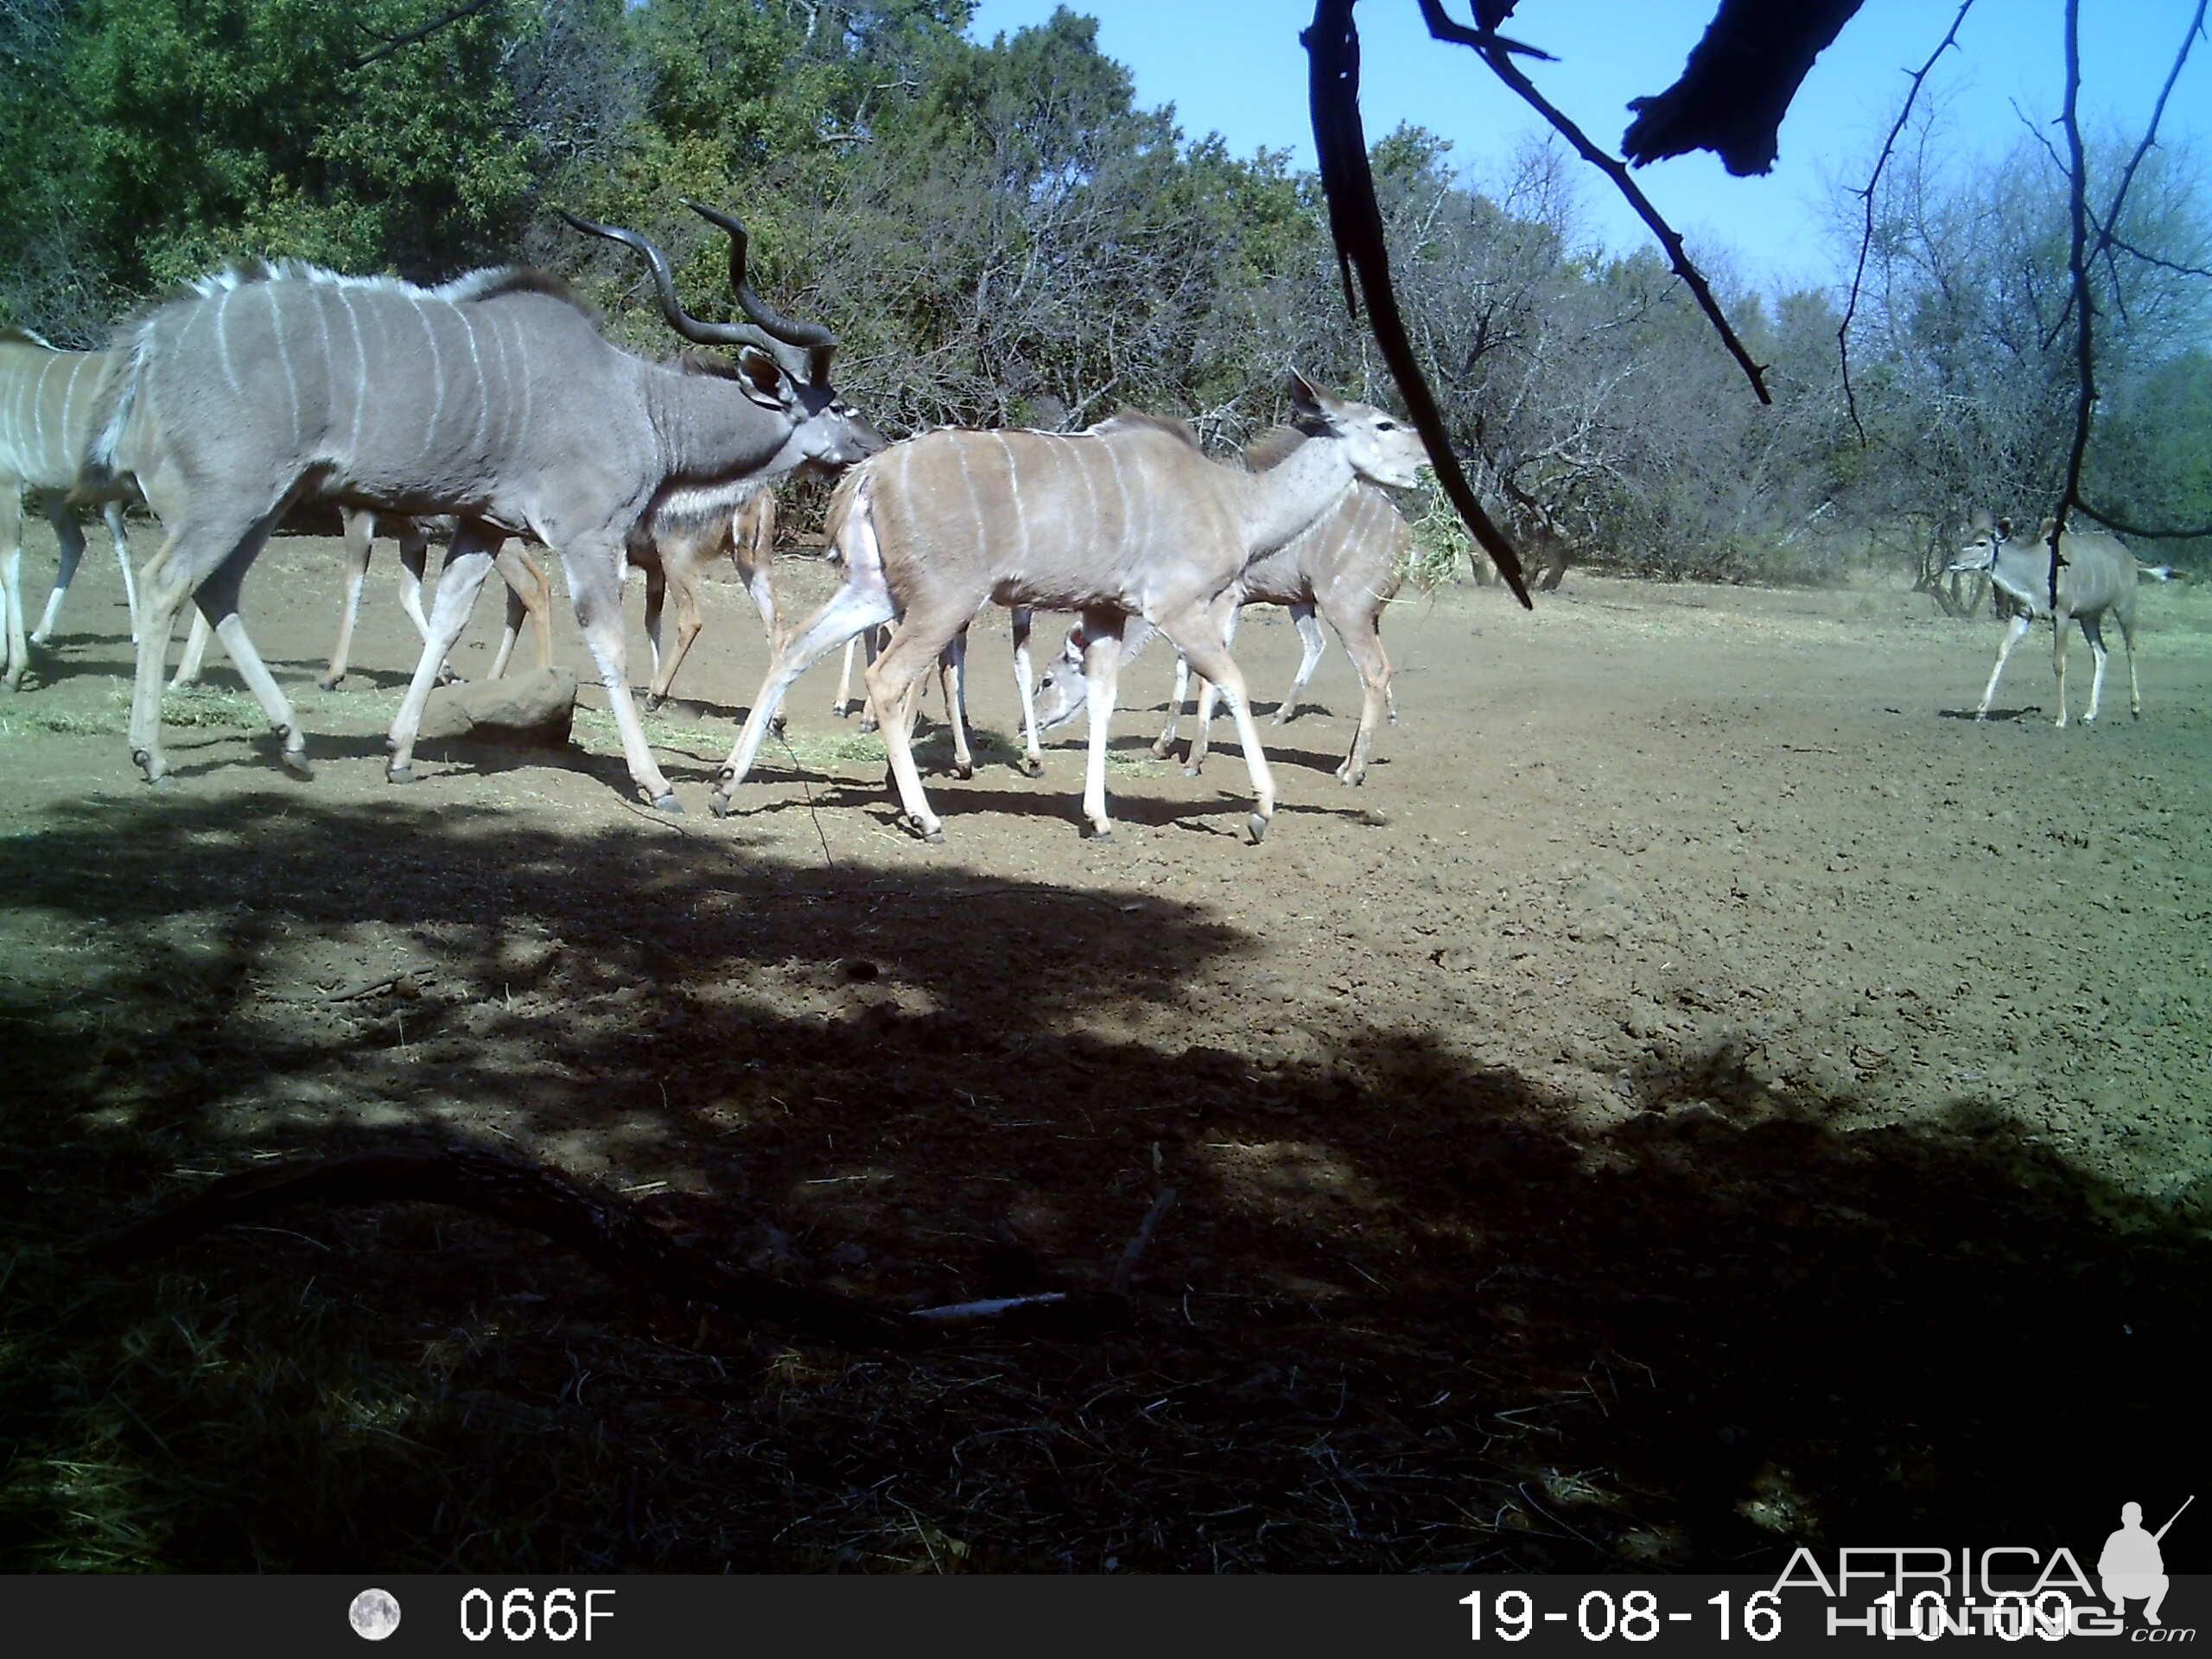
3,0,2204,582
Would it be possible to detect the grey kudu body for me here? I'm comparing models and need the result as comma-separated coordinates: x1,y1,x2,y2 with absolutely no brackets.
1,331,141,689
89,204,876,803
1030,471,1410,785
1948,516,2142,727
715,376,1428,841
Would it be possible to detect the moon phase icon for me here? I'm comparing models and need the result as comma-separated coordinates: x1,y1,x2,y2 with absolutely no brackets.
349,1588,402,1641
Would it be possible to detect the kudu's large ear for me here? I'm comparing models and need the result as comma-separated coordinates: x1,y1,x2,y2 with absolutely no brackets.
1287,367,1341,429
734,346,796,414
1994,517,2013,543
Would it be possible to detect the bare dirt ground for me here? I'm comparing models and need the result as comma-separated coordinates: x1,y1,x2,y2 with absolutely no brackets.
3,524,2208,1572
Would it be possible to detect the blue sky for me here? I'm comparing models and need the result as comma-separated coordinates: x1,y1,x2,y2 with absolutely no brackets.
963,0,2212,292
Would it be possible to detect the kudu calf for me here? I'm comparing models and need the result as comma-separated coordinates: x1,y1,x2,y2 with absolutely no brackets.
87,202,879,804
1947,515,2142,727
712,374,1429,842
1029,469,1411,785
2,329,140,689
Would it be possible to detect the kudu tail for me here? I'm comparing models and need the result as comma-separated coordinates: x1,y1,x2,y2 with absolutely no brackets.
75,321,153,502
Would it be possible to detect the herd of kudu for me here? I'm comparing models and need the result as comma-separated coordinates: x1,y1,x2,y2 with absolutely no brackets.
1,206,2164,847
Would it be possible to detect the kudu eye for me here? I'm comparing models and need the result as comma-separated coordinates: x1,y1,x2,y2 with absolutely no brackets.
1376,420,1397,431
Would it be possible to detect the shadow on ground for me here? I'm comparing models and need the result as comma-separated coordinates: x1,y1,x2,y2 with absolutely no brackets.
2,794,2202,1571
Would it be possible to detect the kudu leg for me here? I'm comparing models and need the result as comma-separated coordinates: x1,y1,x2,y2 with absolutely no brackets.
1321,594,1392,785
105,503,140,644
1974,613,2032,719
320,509,378,690
713,578,896,814
29,493,87,649
2052,607,2075,728
171,609,213,688
2119,609,2142,719
385,531,501,786
1152,650,1191,759
1009,606,1046,776
1154,604,1274,844
1183,600,1242,777
936,624,975,779
488,548,551,679
392,522,461,683
867,610,971,843
2079,614,2110,725
568,540,680,809
1,491,25,690
1272,602,1326,725
1077,609,1126,839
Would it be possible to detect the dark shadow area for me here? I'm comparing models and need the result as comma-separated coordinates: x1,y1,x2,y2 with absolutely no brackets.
3,792,2203,1572
1939,705,2039,721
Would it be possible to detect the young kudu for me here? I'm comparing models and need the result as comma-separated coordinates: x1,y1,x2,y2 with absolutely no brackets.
87,203,878,804
2,330,140,688
1947,515,2142,727
1029,470,1411,785
712,374,1429,842
632,481,779,709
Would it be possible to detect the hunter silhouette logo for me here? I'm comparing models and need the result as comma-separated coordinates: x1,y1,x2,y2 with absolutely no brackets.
2100,1496,2192,1627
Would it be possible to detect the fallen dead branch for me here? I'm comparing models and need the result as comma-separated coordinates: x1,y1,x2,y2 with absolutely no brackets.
86,1141,1129,1349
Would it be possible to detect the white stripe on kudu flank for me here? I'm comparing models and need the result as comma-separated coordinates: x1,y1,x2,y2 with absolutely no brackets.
991,432,1029,569
1101,441,1136,563
214,287,240,397
410,296,446,437
336,288,368,459
266,284,301,436
59,355,86,462
307,287,335,435
456,309,487,455
29,353,54,464
952,438,987,560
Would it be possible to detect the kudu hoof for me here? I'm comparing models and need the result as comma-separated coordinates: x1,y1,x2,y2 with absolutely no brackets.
644,694,666,714
1018,756,1044,779
708,792,734,819
651,791,683,814
1246,813,1271,845
386,763,416,785
1084,820,1115,842
1181,763,1205,779
771,713,789,735
316,674,344,692
899,814,944,844
952,762,976,781
281,752,314,781
148,773,178,793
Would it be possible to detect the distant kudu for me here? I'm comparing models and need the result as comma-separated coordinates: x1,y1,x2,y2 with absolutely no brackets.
2,329,141,688
1029,471,1411,786
86,202,880,804
712,374,1429,842
1947,515,2142,727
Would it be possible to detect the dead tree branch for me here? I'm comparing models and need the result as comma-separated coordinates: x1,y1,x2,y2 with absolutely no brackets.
1304,0,1534,606
1838,1,1975,442
350,0,502,73
1417,0,1772,406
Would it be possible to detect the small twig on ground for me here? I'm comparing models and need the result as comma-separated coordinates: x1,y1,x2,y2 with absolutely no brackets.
1113,1188,1179,1296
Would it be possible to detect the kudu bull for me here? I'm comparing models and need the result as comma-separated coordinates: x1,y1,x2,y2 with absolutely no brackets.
2,329,140,689
86,203,879,804
1947,515,2142,727
712,374,1428,842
